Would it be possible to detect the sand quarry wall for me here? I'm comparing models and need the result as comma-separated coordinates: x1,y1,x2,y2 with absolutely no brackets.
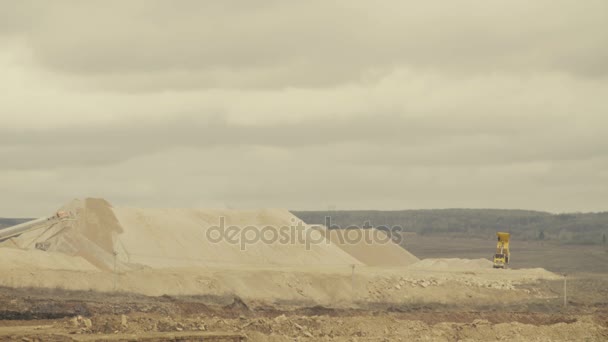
0,198,420,271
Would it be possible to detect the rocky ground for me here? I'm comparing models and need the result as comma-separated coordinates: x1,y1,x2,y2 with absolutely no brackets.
0,275,606,342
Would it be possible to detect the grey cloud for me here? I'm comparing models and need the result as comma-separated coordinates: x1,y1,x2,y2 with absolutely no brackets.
4,144,606,217
1,115,606,171
2,1,607,91
1,138,606,217
0,1,607,216
0,1,41,34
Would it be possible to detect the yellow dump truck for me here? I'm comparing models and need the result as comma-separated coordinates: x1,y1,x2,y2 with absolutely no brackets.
493,232,510,269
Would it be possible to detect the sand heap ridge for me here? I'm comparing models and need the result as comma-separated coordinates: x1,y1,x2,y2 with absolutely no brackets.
111,206,362,268
1,199,128,271
327,228,419,267
2,198,424,270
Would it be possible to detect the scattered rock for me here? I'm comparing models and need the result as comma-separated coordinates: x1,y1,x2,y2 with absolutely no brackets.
70,317,79,328
274,314,288,323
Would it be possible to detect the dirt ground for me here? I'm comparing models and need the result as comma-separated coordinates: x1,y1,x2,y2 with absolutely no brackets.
1,251,607,340
0,269,606,341
0,277,606,342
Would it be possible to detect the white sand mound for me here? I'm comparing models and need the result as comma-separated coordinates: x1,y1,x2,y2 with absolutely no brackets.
410,259,560,279
0,248,98,272
112,206,361,268
3,198,366,270
2,199,127,271
410,258,494,270
326,228,419,267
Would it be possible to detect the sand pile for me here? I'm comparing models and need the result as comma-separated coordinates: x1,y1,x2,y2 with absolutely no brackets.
1,199,131,271
2,198,425,271
326,228,419,267
410,259,560,279
3,198,376,271
0,247,97,272
111,205,361,268
410,258,494,270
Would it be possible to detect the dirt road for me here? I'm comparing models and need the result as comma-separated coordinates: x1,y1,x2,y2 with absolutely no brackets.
0,274,606,342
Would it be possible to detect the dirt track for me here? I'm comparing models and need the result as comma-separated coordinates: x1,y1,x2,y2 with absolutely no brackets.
0,271,606,341
0,277,606,342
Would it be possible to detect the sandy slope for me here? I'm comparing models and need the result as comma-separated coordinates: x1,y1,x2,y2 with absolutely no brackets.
112,206,361,268
327,228,419,266
0,198,561,309
0,248,96,272
2,198,365,270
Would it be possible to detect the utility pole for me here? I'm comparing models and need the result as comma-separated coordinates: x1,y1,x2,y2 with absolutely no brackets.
113,251,118,292
351,264,356,301
563,273,567,309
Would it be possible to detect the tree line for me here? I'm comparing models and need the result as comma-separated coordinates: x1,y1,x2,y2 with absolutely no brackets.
292,209,608,245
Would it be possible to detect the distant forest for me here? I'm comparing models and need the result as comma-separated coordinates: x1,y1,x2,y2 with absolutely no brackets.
292,209,608,245
3,210,608,245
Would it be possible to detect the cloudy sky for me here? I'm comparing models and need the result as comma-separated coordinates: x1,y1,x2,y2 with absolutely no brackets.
1,1,607,217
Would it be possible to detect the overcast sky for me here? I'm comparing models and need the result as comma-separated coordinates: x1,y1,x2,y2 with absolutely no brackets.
1,1,607,217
